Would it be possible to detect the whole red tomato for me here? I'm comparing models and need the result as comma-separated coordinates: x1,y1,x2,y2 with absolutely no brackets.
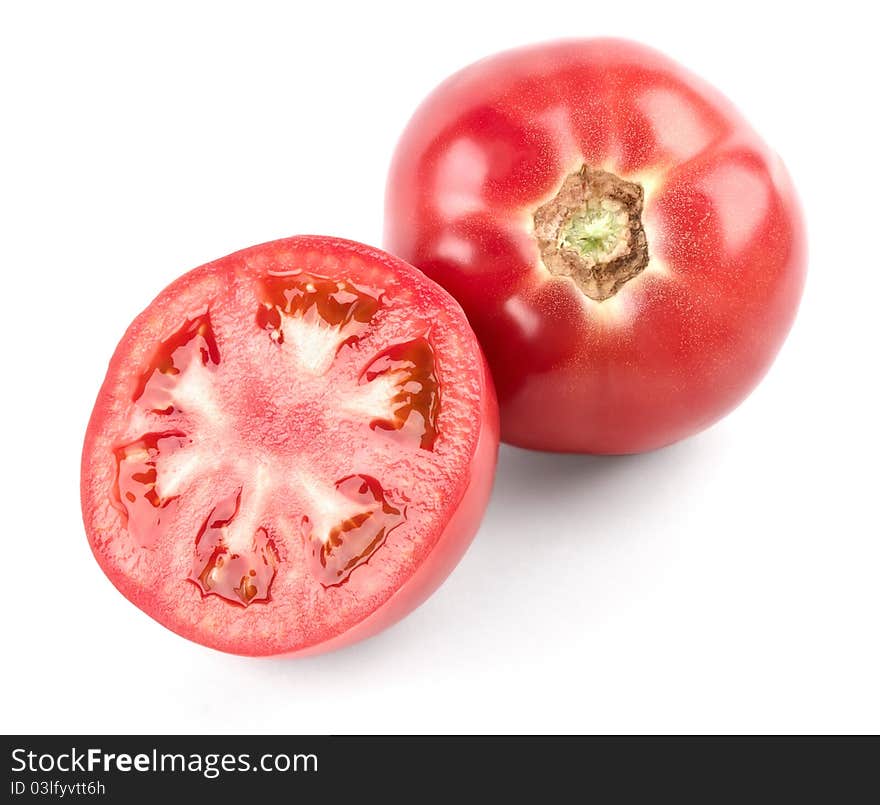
385,39,806,453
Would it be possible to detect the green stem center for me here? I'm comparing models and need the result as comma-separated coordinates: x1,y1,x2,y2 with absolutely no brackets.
559,204,629,262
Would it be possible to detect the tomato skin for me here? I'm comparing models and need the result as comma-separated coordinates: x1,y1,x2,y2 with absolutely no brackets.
81,236,499,656
385,39,807,453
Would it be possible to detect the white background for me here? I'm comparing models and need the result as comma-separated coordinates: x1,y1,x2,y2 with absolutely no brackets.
1,0,877,734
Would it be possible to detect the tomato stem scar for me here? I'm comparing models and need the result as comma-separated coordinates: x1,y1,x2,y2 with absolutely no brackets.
533,165,649,301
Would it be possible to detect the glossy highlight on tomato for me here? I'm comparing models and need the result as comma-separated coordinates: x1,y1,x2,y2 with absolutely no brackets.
385,38,807,454
82,236,499,656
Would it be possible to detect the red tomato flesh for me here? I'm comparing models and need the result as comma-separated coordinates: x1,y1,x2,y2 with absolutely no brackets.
385,39,807,454
82,236,498,656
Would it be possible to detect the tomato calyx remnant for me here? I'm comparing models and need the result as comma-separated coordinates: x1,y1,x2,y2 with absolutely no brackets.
534,165,649,302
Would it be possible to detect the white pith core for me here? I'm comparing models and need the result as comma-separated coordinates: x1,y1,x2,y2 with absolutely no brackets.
278,314,354,376
341,371,402,421
222,464,271,554
141,314,408,552
169,361,225,423
294,468,383,546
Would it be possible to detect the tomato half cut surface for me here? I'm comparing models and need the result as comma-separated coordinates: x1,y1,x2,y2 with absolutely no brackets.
81,236,499,656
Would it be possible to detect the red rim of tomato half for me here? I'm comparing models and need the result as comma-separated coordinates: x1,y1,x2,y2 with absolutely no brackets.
81,236,499,656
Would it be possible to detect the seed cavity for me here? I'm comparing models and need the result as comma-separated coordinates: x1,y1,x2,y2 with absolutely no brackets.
112,431,189,547
256,273,383,374
306,474,406,587
189,488,279,607
133,313,220,413
360,337,440,451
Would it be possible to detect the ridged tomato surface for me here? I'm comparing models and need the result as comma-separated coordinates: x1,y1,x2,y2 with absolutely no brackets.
385,39,806,453
82,236,498,656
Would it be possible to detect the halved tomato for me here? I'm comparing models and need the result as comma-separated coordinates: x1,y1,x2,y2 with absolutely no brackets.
81,236,499,656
